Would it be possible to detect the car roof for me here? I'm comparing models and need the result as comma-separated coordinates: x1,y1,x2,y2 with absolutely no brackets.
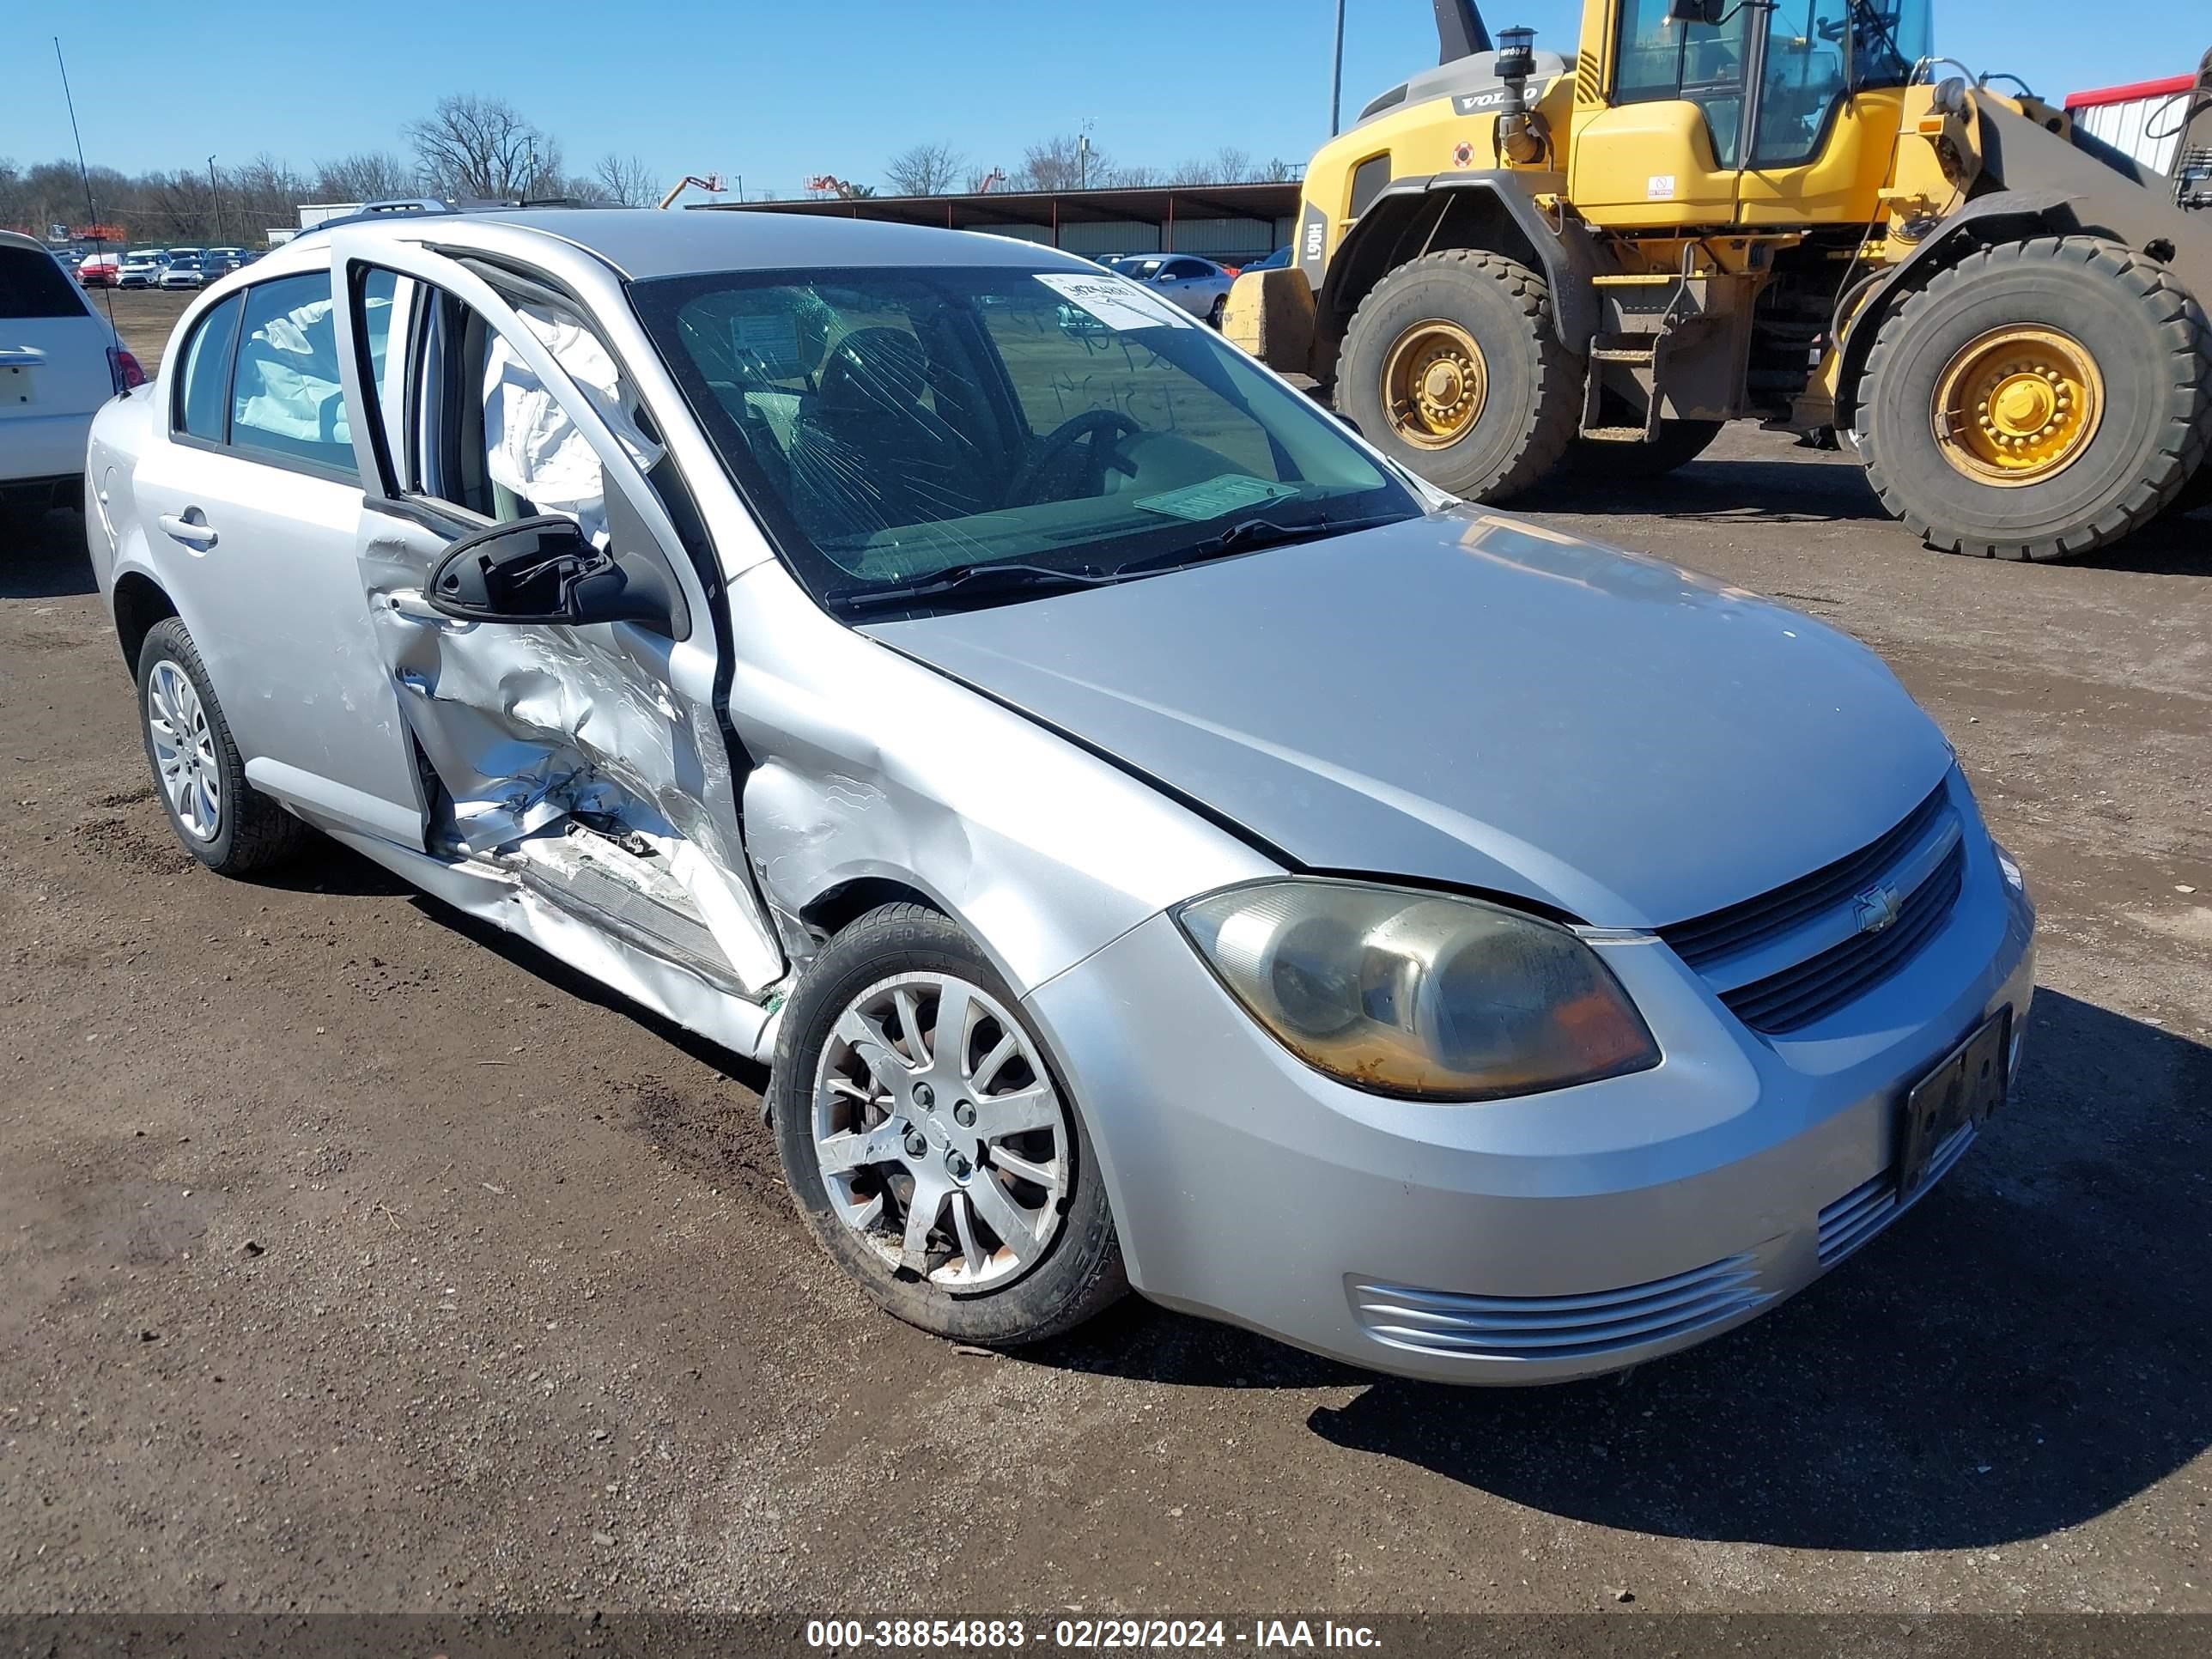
302,205,1102,282
0,230,63,258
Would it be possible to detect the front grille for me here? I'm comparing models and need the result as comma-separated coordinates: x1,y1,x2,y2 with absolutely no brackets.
1816,1120,1977,1264
1662,782,1950,970
1657,780,1968,1035
1348,1253,1769,1363
1723,840,1965,1033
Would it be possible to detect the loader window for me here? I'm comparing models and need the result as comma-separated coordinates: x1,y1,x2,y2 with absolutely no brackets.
1613,0,1753,167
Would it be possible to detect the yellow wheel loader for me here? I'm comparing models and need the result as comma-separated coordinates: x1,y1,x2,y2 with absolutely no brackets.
1224,2,2212,559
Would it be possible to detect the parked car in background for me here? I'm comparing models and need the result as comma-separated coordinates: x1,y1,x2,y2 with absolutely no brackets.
118,250,171,289
1244,246,1291,272
1103,253,1237,325
203,247,248,277
78,251,123,288
85,207,2033,1385
0,230,143,532
157,256,208,291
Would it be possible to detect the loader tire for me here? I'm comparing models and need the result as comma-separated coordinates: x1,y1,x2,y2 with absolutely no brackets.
1336,248,1583,501
1859,235,2212,560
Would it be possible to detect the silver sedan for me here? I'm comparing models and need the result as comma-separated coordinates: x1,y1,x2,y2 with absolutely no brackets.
84,209,2033,1383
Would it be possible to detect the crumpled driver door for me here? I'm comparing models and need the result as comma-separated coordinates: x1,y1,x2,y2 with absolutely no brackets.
328,228,784,1000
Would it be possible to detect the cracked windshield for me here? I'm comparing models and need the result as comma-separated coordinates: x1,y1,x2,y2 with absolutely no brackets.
634,265,1418,611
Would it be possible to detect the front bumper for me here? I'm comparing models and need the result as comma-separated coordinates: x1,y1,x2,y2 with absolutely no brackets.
1024,823,2035,1386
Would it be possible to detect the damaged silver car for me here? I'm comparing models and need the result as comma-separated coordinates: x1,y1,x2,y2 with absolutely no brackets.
86,207,2034,1382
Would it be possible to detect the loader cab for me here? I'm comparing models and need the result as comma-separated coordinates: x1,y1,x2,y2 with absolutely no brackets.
1568,0,1929,226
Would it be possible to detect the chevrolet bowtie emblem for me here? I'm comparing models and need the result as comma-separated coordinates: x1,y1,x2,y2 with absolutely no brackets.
1853,884,1903,935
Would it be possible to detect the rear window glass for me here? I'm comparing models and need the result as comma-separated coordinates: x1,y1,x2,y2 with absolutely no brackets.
177,293,244,442
0,246,89,320
229,273,356,479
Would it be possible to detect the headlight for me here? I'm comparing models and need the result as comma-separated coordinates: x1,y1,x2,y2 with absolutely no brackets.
1175,879,1659,1102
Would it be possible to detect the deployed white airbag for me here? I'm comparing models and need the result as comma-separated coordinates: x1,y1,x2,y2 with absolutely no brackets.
234,297,349,445
482,304,664,547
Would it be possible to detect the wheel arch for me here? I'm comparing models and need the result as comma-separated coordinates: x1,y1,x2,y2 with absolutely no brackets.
1321,175,1599,355
111,569,180,674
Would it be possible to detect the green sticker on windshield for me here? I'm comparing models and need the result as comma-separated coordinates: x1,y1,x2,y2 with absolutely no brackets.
1133,474,1300,522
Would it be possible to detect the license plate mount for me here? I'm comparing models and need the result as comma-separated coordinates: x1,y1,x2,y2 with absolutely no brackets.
1897,1009,2010,1198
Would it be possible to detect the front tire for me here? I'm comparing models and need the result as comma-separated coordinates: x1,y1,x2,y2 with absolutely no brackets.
1859,236,2212,560
136,617,305,875
1207,294,1227,328
769,902,1127,1347
1336,247,1583,501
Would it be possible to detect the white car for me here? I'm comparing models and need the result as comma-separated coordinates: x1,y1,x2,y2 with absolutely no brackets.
0,230,144,532
118,250,170,289
1104,254,1237,325
158,257,210,291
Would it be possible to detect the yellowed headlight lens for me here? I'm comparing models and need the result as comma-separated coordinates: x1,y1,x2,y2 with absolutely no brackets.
1177,880,1659,1101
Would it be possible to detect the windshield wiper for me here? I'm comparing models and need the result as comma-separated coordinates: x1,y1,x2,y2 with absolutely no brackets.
1116,510,1413,576
828,560,1114,616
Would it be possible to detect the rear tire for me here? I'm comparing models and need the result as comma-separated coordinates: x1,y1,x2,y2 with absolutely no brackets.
1859,236,2212,560
1207,294,1227,328
136,617,306,875
1336,247,1583,501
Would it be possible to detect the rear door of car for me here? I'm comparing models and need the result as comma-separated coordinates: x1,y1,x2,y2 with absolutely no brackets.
0,240,114,467
125,267,432,841
325,229,784,997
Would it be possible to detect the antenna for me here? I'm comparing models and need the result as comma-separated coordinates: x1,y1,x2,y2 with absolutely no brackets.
53,36,118,331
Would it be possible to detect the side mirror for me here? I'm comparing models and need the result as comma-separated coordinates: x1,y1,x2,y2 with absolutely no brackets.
427,515,672,633
1666,0,1724,21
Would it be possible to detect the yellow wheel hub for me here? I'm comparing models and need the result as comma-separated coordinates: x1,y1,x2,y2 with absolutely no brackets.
1382,320,1488,448
1932,325,2104,486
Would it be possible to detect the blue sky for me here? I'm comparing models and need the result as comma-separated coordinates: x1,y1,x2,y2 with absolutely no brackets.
5,1,2199,196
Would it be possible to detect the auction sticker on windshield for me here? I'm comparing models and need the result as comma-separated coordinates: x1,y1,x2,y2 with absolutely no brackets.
1136,474,1300,521
1034,272,1194,330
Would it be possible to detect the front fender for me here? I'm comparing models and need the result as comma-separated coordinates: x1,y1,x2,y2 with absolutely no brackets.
1319,173,1600,352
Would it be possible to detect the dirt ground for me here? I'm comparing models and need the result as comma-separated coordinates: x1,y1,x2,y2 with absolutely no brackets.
3,290,2209,1620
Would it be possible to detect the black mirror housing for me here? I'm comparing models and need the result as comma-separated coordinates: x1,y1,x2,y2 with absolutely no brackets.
428,515,677,635
1665,0,1724,21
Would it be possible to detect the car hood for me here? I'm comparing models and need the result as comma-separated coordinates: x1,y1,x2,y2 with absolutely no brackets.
863,509,1954,928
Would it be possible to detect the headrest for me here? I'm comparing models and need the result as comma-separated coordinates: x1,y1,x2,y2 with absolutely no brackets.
816,327,930,414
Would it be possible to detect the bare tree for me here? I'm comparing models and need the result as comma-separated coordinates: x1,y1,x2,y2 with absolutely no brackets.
1108,162,1164,187
313,150,416,204
591,153,659,207
884,142,966,197
405,95,562,200
1018,134,1109,191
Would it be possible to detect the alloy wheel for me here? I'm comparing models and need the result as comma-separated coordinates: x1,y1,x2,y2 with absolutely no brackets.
146,659,221,841
811,971,1070,1291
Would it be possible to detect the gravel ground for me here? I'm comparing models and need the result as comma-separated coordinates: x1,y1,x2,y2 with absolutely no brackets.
3,291,2208,1620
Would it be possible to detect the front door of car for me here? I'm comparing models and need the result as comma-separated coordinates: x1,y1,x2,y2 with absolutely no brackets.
326,232,784,997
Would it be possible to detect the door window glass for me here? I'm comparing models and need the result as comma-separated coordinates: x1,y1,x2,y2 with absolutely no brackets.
230,272,357,478
396,281,661,549
175,292,243,442
1614,0,1752,167
1751,0,1927,166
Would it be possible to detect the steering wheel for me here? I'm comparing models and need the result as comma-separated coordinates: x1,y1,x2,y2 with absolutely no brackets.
1006,409,1144,507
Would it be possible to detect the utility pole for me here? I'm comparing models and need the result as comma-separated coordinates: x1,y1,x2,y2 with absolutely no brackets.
207,155,223,245
1330,0,1346,137
1078,131,1091,189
